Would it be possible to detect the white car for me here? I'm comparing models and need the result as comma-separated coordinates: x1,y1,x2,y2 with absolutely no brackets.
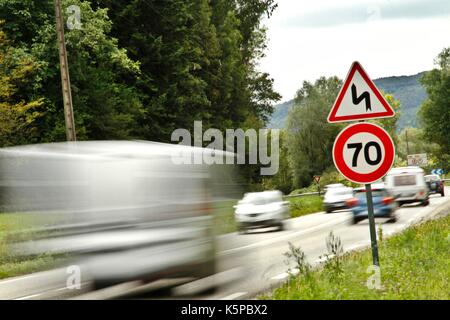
234,190,290,233
323,184,354,213
384,166,429,206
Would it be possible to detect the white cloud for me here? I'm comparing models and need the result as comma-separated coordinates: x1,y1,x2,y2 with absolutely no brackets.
259,0,450,100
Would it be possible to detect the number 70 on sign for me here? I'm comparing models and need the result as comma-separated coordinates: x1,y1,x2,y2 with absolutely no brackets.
332,123,395,184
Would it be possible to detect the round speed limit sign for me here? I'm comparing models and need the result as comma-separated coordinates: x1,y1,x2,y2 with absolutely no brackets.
333,123,395,184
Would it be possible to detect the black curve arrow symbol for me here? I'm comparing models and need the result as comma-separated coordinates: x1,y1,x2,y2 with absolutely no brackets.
351,84,371,111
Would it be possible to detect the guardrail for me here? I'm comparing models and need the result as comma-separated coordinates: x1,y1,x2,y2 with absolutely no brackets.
284,191,321,198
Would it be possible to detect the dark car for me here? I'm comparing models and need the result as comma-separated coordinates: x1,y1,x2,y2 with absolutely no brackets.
346,184,398,224
424,174,445,197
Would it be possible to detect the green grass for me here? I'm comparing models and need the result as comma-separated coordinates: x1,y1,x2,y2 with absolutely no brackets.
213,200,239,235
262,214,450,300
0,213,57,280
288,195,323,218
213,196,324,234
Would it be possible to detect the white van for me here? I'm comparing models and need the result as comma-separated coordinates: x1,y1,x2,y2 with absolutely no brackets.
0,141,237,290
384,166,429,206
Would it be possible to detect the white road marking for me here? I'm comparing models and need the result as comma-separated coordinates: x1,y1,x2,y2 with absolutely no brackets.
271,268,299,280
220,292,247,300
0,274,36,284
14,293,42,300
271,273,289,280
220,215,350,256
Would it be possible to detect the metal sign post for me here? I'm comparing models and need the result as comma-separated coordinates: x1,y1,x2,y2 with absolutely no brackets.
329,61,397,269
365,183,379,266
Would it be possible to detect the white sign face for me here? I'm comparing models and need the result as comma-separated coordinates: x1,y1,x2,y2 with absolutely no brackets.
407,154,428,166
328,61,395,123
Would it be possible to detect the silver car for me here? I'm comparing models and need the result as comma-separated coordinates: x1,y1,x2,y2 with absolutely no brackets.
234,190,290,233
323,184,354,213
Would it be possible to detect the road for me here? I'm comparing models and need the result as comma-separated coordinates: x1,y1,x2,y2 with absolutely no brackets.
1,188,449,300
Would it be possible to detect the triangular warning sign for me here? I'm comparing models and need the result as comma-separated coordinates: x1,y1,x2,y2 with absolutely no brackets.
328,61,395,123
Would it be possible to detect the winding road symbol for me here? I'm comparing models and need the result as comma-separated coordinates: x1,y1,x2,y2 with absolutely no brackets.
351,84,371,111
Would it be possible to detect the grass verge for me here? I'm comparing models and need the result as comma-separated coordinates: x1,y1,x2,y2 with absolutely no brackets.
288,195,323,218
0,213,57,280
262,214,450,300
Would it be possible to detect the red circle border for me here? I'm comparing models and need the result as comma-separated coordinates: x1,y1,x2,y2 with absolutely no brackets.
333,123,395,184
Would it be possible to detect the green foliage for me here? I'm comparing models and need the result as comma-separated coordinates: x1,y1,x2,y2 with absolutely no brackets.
318,166,358,189
371,93,401,143
0,0,145,142
288,195,323,218
321,231,344,284
0,24,44,146
0,0,280,147
0,212,58,279
284,242,311,277
419,47,450,171
261,130,292,193
285,77,344,189
95,0,280,141
265,214,450,300
396,127,441,166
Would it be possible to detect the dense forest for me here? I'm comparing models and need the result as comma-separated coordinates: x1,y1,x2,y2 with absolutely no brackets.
0,0,280,145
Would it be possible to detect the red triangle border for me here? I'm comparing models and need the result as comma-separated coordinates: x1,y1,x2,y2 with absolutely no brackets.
327,61,395,123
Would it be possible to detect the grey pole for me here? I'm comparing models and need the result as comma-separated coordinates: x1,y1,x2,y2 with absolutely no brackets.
365,183,379,266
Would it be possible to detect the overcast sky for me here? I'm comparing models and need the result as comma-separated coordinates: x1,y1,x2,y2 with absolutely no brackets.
258,0,450,101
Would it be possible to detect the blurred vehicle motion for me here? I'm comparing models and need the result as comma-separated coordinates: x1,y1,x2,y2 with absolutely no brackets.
424,174,445,197
234,190,289,233
0,141,238,290
385,167,429,206
346,184,397,224
322,183,353,213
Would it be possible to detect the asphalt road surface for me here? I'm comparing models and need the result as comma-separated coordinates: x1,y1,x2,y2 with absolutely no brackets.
1,188,449,300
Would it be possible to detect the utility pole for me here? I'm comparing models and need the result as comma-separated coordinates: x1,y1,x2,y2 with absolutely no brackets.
405,129,410,155
54,0,76,141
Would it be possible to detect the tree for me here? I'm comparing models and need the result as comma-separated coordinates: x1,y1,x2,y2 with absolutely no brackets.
396,127,441,167
97,0,280,141
286,77,343,188
0,0,145,141
0,24,43,146
371,93,401,150
261,129,292,194
419,47,450,168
